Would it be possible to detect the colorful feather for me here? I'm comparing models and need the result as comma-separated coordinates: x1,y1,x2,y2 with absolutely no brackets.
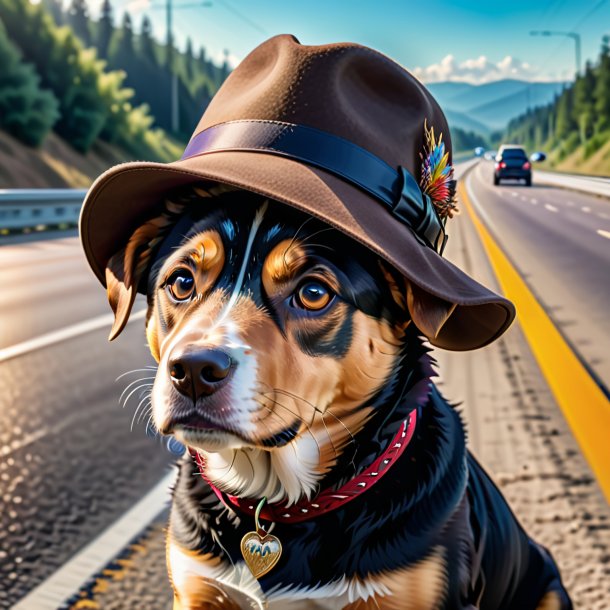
419,120,458,220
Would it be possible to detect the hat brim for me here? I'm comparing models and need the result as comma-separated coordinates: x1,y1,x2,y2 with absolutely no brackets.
80,151,515,351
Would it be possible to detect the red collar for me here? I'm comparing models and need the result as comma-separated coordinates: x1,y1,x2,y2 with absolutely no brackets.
190,408,417,524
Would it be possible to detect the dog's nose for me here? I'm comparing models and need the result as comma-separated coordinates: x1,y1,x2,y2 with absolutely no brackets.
168,348,233,401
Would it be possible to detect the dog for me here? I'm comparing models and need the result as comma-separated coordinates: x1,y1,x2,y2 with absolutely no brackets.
102,184,572,609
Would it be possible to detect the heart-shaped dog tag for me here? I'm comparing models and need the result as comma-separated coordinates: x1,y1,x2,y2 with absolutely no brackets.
240,530,282,579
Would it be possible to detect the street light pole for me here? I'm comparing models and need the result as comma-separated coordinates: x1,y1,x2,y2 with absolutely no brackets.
166,0,179,133
153,1,213,134
530,30,582,77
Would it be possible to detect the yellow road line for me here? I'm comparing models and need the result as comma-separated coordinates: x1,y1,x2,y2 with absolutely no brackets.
460,179,610,503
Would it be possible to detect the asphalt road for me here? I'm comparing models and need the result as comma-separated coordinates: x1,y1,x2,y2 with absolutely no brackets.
0,166,608,608
467,161,610,392
0,233,174,608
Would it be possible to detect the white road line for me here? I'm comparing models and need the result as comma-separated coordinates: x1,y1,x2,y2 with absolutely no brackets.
545,204,558,213
582,206,591,213
531,198,538,204
596,229,610,240
12,470,176,610
0,309,146,363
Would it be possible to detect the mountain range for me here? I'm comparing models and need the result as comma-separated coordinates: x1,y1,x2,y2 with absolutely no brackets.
426,79,567,135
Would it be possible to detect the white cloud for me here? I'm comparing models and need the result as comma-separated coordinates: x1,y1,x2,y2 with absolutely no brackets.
411,54,554,84
210,49,241,69
124,0,151,15
124,0,151,14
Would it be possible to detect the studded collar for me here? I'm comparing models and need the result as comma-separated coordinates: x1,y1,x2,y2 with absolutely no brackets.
190,408,417,524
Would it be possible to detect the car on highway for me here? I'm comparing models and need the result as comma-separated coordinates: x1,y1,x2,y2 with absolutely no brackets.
494,145,532,186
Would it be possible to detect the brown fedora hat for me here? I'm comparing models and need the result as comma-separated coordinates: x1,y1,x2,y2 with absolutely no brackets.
80,34,514,351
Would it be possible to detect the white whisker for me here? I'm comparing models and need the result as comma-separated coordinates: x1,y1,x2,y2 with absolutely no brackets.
115,367,157,381
122,383,154,408
119,377,156,403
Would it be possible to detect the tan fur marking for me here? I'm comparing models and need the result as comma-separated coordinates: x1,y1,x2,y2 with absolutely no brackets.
146,318,161,362
536,591,563,610
341,548,447,610
192,233,223,273
167,542,240,610
262,238,307,290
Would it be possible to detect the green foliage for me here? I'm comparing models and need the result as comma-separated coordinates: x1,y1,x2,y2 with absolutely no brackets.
0,0,104,150
573,62,595,144
0,18,59,146
505,37,610,167
594,39,610,133
0,0,227,157
52,34,108,152
451,127,489,152
583,131,609,160
0,0,167,155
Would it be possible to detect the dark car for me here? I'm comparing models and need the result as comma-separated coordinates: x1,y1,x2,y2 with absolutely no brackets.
494,145,532,186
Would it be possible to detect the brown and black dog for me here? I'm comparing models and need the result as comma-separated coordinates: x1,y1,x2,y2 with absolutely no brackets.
106,184,571,609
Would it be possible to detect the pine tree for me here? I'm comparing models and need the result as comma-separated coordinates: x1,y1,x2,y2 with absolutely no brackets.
165,22,174,69
594,37,610,133
139,15,156,65
67,0,91,47
113,12,134,65
220,48,230,83
98,0,113,59
555,87,575,140
185,36,195,82
573,61,596,144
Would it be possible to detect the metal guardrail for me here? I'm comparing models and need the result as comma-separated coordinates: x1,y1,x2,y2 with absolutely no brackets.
0,167,607,235
0,189,87,233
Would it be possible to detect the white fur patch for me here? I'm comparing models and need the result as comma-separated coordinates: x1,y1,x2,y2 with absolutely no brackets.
267,575,392,607
169,543,391,610
168,543,265,609
201,431,323,506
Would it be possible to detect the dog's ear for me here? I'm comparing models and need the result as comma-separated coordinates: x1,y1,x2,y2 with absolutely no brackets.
106,252,139,341
104,195,192,341
106,237,145,341
105,219,168,341
379,261,456,340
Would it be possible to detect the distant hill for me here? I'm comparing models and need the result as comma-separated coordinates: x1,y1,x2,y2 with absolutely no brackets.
443,109,491,136
426,79,566,133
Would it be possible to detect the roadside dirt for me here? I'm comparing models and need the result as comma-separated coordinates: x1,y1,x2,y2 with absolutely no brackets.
0,130,131,188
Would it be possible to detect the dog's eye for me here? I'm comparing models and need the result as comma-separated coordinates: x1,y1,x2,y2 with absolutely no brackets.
295,281,333,311
166,269,195,301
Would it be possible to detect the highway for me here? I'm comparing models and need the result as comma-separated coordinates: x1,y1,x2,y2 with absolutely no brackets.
1,164,609,609
467,161,610,392
0,235,175,608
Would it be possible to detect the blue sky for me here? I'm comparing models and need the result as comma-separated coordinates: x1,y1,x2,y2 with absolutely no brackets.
90,0,610,83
